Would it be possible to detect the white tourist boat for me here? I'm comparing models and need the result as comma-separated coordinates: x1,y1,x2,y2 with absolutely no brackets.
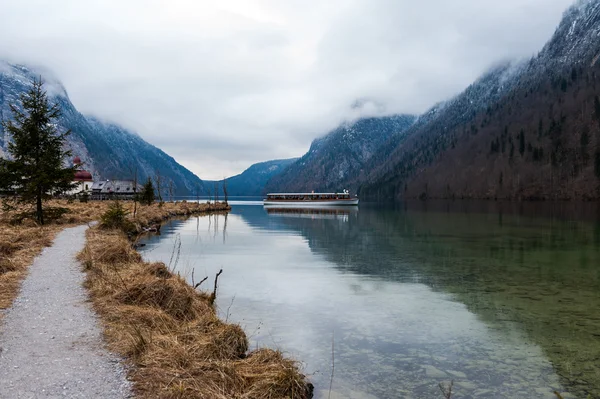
263,190,359,206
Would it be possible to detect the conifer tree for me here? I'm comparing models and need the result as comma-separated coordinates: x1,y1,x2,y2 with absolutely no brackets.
519,130,525,156
0,78,75,224
139,178,156,205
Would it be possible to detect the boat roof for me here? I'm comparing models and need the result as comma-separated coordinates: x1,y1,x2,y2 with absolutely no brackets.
266,193,350,196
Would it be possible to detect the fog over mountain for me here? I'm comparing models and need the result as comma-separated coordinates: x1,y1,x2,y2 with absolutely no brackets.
0,62,204,196
0,0,574,179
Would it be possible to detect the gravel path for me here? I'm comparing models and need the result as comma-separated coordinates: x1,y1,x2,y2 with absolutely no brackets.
0,225,131,398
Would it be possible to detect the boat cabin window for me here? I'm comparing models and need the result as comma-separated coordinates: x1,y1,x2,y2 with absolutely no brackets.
266,192,351,200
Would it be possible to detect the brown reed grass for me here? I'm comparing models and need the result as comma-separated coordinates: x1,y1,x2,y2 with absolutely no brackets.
0,199,109,316
79,225,313,399
0,199,227,319
2,198,311,397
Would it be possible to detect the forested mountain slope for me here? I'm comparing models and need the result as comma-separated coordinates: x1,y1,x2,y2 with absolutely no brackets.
204,158,298,197
265,115,416,193
359,0,600,200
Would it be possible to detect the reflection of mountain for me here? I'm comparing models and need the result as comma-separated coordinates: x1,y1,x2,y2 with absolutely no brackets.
238,205,600,398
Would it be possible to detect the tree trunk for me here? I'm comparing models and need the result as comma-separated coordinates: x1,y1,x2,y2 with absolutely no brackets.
37,185,44,225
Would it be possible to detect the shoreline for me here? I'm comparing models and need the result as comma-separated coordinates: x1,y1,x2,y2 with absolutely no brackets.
1,200,313,398
78,201,314,398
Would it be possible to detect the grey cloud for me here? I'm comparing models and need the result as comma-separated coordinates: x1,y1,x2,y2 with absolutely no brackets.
0,0,575,179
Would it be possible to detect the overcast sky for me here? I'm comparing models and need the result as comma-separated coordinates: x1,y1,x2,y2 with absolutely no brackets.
0,0,575,179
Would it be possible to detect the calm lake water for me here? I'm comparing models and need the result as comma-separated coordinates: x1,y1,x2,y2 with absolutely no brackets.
139,201,600,399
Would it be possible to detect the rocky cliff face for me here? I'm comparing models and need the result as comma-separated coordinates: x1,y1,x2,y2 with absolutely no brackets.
0,62,203,195
360,0,600,200
265,115,416,193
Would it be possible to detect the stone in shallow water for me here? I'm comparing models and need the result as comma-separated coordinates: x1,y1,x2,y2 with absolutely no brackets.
424,365,448,379
446,369,467,379
455,380,476,390
534,387,558,398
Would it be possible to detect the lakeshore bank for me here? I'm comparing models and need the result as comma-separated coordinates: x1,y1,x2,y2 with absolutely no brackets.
1,200,313,398
81,201,314,399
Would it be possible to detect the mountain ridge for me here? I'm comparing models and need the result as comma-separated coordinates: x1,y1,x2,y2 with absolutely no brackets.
265,114,416,194
0,61,204,196
358,0,600,200
205,158,298,197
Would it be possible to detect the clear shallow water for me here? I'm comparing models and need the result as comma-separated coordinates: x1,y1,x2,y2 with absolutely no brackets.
139,202,600,399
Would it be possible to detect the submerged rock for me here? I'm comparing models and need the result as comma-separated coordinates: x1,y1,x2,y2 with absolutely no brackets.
424,365,447,379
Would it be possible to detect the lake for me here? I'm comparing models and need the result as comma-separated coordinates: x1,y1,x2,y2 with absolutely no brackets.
139,201,600,399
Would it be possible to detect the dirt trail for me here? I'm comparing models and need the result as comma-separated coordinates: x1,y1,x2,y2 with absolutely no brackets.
0,225,131,398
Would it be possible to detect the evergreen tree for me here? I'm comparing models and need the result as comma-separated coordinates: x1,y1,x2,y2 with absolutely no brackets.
595,96,600,128
519,130,525,156
0,78,75,224
139,178,156,205
560,78,568,92
581,129,590,163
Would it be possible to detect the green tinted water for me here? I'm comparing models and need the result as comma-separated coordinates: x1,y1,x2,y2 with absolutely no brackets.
140,202,600,398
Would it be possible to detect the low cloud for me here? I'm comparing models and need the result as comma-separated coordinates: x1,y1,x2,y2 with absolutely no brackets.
0,0,574,179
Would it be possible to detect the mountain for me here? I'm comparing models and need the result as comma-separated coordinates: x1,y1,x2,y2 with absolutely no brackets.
265,115,416,194
0,62,203,195
204,158,298,197
359,0,600,201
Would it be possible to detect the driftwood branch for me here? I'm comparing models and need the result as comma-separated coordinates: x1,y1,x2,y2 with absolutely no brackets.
194,276,208,289
209,269,223,305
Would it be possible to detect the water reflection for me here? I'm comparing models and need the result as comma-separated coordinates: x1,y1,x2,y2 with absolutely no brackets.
140,203,600,399
264,206,358,222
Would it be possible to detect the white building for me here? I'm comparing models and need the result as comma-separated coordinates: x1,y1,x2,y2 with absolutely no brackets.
66,156,93,196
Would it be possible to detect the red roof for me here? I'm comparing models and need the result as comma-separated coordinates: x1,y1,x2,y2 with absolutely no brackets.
73,156,82,165
74,170,93,181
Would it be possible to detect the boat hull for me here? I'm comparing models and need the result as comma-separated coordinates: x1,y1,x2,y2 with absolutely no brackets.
263,199,359,206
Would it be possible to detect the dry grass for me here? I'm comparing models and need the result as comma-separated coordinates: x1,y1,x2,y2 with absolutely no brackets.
0,224,57,311
0,200,110,316
130,201,230,233
79,226,313,399
0,199,228,319
1,198,312,397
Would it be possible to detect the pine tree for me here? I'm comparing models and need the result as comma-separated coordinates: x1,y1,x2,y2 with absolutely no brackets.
595,96,600,128
139,178,156,205
0,78,75,224
519,130,525,156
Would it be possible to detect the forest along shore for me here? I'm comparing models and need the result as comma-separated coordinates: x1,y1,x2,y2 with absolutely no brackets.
1,200,313,399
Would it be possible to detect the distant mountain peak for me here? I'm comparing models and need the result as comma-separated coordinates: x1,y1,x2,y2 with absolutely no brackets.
265,114,416,193
204,158,298,196
359,0,600,201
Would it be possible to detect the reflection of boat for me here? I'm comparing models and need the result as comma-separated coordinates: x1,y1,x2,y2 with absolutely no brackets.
264,206,358,220
263,191,359,206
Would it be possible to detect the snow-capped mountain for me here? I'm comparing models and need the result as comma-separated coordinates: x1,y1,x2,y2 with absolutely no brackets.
265,115,416,194
360,0,600,200
0,62,203,195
